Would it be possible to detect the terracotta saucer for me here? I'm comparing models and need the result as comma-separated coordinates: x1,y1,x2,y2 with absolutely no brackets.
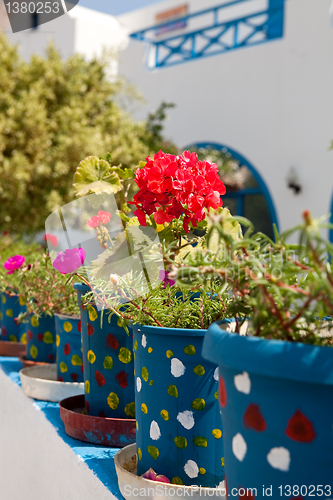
59,394,136,448
18,355,52,369
0,340,26,358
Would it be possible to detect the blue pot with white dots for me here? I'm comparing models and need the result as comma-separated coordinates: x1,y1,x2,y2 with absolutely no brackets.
131,323,226,488
55,313,83,383
26,314,56,362
0,292,27,343
202,323,333,497
74,283,135,419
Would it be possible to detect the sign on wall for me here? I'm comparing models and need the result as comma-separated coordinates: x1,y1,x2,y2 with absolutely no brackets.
155,4,188,36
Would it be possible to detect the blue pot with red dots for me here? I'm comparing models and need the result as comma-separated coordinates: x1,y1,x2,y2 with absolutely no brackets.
26,314,56,363
202,323,333,497
0,292,27,343
55,313,83,383
131,323,227,488
74,283,135,419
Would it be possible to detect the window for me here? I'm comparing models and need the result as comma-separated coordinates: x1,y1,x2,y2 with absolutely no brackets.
189,142,278,239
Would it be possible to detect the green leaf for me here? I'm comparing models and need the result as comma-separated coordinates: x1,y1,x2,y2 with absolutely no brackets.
73,156,123,197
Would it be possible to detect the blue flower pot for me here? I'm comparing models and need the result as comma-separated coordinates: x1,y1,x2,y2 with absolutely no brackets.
202,322,333,496
55,313,84,383
0,292,27,343
131,323,226,488
26,314,56,362
74,283,135,419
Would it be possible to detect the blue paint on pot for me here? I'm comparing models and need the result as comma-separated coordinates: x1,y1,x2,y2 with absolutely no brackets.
202,322,333,496
131,322,231,488
55,314,84,383
74,283,135,419
0,292,27,343
26,314,56,362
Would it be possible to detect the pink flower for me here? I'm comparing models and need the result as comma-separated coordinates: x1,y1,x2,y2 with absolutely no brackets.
159,270,175,288
44,233,58,247
87,211,111,228
4,255,25,274
142,469,170,483
52,248,86,275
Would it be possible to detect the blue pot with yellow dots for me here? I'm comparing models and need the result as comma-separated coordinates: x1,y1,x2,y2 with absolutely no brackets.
74,283,135,419
55,313,83,383
26,314,56,362
0,292,27,343
131,323,227,488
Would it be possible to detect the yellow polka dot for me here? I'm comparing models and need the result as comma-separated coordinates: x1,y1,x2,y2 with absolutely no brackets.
0,312,2,320
138,448,142,461
87,350,96,364
85,380,90,394
160,409,169,421
88,306,98,322
172,477,184,485
199,468,206,475
167,384,178,398
56,334,60,347
142,367,149,382
174,436,187,449
60,362,68,373
30,345,38,359
31,316,39,327
19,296,26,306
124,402,135,418
136,421,139,432
214,390,219,400
141,403,148,414
166,350,174,358
5,309,13,318
134,340,138,351
118,347,132,364
43,331,54,344
184,344,196,355
193,436,207,448
107,392,119,410
9,335,17,342
221,458,225,467
191,398,205,410
212,429,222,439
148,445,159,459
149,380,154,386
103,356,113,370
71,355,82,366
193,364,205,376
2,295,6,304
148,347,153,353
63,321,73,332
20,333,27,344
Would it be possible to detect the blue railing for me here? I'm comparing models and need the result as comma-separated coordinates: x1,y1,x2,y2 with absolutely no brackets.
130,0,285,68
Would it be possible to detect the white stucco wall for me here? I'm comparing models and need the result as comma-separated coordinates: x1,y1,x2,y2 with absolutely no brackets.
118,0,333,233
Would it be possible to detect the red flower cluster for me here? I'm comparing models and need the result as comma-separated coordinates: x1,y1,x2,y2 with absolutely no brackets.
130,150,226,233
86,211,111,228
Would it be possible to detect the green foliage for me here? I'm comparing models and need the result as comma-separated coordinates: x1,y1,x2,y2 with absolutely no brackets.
0,34,176,234
174,211,333,346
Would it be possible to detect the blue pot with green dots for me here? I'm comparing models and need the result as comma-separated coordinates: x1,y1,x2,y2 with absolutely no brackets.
55,313,84,383
74,283,135,419
26,314,56,362
0,292,27,343
131,322,229,488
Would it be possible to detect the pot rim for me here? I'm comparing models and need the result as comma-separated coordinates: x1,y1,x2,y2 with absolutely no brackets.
130,318,235,338
202,322,333,386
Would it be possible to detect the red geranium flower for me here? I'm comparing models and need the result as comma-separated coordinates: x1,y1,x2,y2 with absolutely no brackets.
129,150,226,233
87,211,111,228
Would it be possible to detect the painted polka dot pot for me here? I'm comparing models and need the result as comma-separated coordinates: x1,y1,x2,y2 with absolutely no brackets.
74,283,135,419
202,322,333,497
131,323,226,488
55,313,84,383
0,292,27,343
26,314,56,363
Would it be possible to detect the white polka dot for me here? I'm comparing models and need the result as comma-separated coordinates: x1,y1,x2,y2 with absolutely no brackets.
184,460,199,478
150,421,161,441
232,433,247,462
214,367,219,381
234,371,251,394
267,447,290,472
136,377,142,393
217,481,225,490
171,358,186,377
177,410,195,430
142,334,147,348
